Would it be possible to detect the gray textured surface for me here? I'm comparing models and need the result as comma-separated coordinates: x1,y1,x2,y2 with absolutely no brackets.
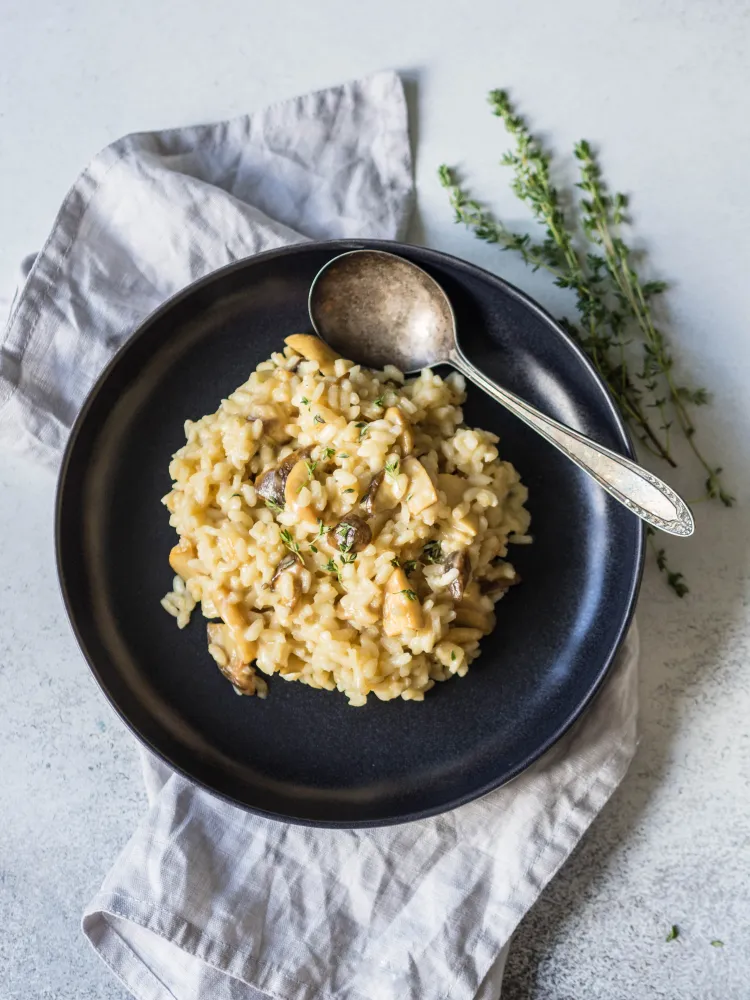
0,456,142,1000
1,1,749,997
504,542,750,999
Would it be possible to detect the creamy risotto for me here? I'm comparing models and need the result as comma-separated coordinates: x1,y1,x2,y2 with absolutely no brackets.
161,334,531,705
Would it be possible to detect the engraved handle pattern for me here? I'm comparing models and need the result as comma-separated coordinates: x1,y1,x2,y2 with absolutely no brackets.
450,349,694,537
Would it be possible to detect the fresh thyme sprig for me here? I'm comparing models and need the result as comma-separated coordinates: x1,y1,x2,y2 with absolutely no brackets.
438,88,733,596
422,540,443,565
438,164,675,468
279,529,300,558
323,557,341,582
323,552,356,583
390,557,417,576
647,526,688,597
574,139,733,508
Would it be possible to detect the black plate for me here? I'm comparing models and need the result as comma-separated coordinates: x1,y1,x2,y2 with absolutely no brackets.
56,240,644,827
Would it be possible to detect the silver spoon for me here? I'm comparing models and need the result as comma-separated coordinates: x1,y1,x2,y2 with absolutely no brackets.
309,249,694,537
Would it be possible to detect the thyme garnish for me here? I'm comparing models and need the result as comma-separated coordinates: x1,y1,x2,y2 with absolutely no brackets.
439,89,733,595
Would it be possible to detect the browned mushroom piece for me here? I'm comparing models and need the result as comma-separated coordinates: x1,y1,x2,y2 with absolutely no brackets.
283,459,318,524
383,567,423,636
169,539,197,579
333,515,372,553
207,622,259,694
445,549,472,601
269,551,306,610
270,552,302,585
402,456,438,515
254,447,311,508
384,406,414,455
359,470,385,516
213,589,258,664
284,334,341,375
275,567,304,610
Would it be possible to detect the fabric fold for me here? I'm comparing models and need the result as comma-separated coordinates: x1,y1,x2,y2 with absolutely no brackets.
0,70,639,1000
0,71,412,465
80,628,636,1000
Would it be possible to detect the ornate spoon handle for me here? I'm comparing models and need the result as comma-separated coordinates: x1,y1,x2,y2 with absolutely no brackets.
450,348,694,537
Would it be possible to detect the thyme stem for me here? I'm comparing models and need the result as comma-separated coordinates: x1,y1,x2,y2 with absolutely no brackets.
439,88,734,594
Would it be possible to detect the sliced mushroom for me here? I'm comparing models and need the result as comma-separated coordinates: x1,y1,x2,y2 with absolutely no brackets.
453,510,479,537
207,622,259,694
402,456,439,515
444,549,472,601
255,467,283,506
270,552,301,585
384,406,414,455
383,567,423,636
283,459,318,523
254,447,311,508
270,552,304,610
169,539,197,579
284,334,341,375
273,561,303,609
359,470,385,516
333,515,372,553
214,588,257,663
437,473,467,509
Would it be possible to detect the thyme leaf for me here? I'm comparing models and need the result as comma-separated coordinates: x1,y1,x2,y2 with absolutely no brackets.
439,88,734,595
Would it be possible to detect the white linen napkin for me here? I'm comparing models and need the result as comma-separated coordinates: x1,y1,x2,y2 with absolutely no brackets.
0,71,639,1000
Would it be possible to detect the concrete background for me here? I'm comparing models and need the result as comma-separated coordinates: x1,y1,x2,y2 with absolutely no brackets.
1,1,748,997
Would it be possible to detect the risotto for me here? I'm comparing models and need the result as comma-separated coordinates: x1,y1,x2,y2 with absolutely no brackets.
161,334,531,705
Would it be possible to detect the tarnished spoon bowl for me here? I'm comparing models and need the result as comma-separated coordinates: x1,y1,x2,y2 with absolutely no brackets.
309,248,694,537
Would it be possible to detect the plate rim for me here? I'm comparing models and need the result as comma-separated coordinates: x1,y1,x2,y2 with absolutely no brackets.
55,238,645,827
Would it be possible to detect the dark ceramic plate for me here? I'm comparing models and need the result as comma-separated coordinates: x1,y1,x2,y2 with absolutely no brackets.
56,240,643,827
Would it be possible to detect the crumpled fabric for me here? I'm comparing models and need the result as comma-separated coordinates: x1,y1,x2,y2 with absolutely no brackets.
0,70,412,465
0,70,639,1000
